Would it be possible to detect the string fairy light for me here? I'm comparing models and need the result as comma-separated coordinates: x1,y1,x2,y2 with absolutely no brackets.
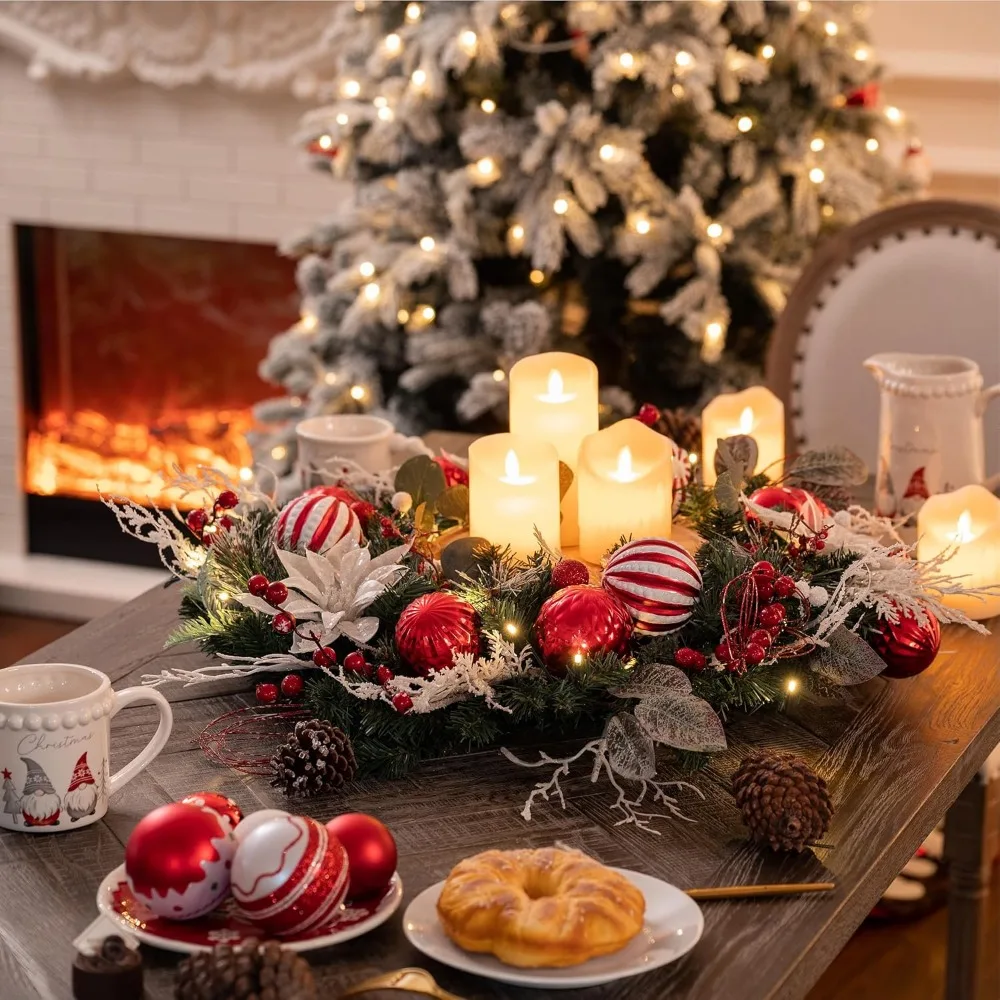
633,216,651,235
336,113,349,126
618,52,634,70
373,96,388,108
706,221,724,240
599,143,617,161
854,46,869,61
865,137,880,152
397,308,410,324
405,2,421,21
675,50,693,68
504,622,518,636
377,106,394,122
411,68,427,87
384,33,402,55
736,116,753,133
350,385,367,401
760,44,775,60
885,105,903,123
419,236,435,251
810,137,825,152
821,204,835,218
493,369,506,383
299,311,318,332
553,197,569,216
420,305,436,323
824,20,839,36
342,79,361,98
529,269,545,285
358,260,375,278
809,167,825,183
362,281,380,302
459,29,478,55
786,677,799,694
509,223,525,242
480,98,496,113
270,445,287,461
324,371,339,385
317,134,334,150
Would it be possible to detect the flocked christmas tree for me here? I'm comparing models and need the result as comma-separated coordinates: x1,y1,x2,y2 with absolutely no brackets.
252,0,923,487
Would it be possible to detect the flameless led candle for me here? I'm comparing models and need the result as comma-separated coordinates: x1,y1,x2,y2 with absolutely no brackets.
577,419,673,564
917,484,1000,620
701,386,785,486
509,352,599,546
468,433,561,559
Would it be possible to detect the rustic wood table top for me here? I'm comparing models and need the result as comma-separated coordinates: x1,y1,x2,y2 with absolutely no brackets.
3,585,999,1000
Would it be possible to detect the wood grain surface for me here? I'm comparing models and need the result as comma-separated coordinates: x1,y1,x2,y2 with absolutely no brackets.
2,586,999,1000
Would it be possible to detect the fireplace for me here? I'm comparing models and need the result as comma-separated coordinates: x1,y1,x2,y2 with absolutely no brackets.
16,225,298,567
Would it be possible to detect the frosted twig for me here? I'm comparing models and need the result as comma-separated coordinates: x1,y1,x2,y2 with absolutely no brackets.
141,653,309,688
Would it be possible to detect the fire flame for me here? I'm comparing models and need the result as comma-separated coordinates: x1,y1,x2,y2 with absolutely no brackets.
539,368,575,403
952,510,975,544
738,406,754,435
610,446,641,483
501,448,534,485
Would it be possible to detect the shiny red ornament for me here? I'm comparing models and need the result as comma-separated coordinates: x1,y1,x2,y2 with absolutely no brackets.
255,682,279,705
675,647,706,670
280,674,304,698
534,584,632,674
275,491,361,554
392,692,413,714
756,580,775,602
265,581,288,607
846,81,880,108
186,509,208,533
307,484,360,505
715,641,736,664
232,814,349,935
343,651,369,676
247,574,269,597
751,561,777,579
774,575,796,598
551,559,590,591
748,486,831,532
758,604,786,628
636,403,660,427
744,642,767,666
395,592,480,676
433,455,469,488
312,646,337,668
272,612,296,635
748,629,772,649
180,791,244,833
870,608,941,679
216,490,239,510
325,813,397,900
125,803,235,920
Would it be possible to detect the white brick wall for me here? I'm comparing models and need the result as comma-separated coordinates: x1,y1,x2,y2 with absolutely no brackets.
0,50,348,575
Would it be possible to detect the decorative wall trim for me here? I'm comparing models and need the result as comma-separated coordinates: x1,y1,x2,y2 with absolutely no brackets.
0,1,336,92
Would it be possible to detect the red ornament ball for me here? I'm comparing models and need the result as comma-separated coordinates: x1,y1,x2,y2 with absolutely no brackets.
392,692,413,714
312,646,337,668
343,651,369,676
216,490,239,510
636,402,660,427
758,604,786,628
870,607,942,679
748,485,831,532
774,575,797,598
551,559,590,591
534,584,632,674
180,791,244,833
186,508,208,533
125,803,235,920
232,814,349,935
255,682,279,705
376,665,394,686
395,592,480,676
675,647,707,670
751,561,777,579
601,538,702,634
325,813,397,900
744,642,767,666
265,581,288,607
280,673,304,698
247,574,269,597
433,455,469,488
748,629,772,649
275,491,362,554
272,612,296,635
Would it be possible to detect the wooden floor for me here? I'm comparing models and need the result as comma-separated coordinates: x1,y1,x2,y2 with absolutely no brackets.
0,613,949,999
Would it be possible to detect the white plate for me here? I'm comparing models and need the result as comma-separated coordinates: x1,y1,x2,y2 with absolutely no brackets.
402,867,703,989
96,863,403,954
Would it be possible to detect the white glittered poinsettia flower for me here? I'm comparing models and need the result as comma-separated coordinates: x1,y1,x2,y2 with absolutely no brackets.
236,535,410,651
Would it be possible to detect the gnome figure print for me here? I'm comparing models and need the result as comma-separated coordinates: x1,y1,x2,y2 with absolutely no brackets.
0,663,171,834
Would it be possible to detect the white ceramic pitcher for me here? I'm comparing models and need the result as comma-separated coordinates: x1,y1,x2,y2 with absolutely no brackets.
865,353,1000,517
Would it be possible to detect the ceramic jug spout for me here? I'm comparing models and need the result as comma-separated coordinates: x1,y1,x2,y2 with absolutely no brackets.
863,353,906,385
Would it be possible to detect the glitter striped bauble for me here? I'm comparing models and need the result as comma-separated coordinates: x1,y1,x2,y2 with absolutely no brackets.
275,490,362,554
601,538,702,635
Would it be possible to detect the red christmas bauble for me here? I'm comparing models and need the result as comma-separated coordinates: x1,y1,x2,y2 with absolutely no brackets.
394,592,480,676
601,538,702,635
180,791,244,833
325,812,397,900
125,803,235,920
433,455,469,487
870,608,942,678
275,491,361,554
534,584,633,674
231,814,349,935
846,81,880,108
551,559,590,590
748,485,831,532
636,402,660,427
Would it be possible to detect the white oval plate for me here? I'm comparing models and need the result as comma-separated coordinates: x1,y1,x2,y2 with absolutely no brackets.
96,863,403,954
403,867,703,990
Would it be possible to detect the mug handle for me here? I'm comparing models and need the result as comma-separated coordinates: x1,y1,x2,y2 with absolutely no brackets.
107,687,173,797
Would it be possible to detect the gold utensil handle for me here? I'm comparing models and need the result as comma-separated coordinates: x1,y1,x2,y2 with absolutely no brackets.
339,967,467,1000
686,882,835,900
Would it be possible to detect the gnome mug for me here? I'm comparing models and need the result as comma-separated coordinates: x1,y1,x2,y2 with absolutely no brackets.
0,663,172,833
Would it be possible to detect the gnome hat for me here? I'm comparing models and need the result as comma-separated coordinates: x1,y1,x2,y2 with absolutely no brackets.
67,752,95,793
20,757,56,796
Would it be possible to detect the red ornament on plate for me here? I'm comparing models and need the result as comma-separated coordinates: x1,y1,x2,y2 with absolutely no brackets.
534,584,633,674
325,813,398,901
125,803,235,920
231,814,349,936
180,792,244,833
870,607,942,678
601,538,703,634
394,592,480,676
275,491,362,554
748,486,831,532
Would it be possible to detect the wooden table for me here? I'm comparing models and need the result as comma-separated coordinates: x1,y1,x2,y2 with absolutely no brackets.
3,586,1000,1000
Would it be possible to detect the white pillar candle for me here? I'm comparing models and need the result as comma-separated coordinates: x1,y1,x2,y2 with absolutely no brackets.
917,484,1000,621
701,386,785,486
509,352,599,546
577,419,673,564
469,433,561,559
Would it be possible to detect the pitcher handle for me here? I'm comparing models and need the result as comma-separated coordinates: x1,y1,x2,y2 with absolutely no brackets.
978,383,1000,416
107,687,173,797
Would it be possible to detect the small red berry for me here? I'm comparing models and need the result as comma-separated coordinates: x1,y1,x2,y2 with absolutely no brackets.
814,539,826,550
392,692,413,714
216,489,239,510
551,559,590,590
755,580,774,602
247,574,269,597
280,673,304,698
351,500,377,530
186,508,208,532
744,642,767,666
675,647,707,670
748,629,772,649
376,665,394,686
774,575,796,598
636,403,660,427
751,560,777,579
343,650,369,675
714,641,736,664
272,611,296,634
255,682,279,705
312,646,337,668
218,516,234,531
265,581,289,606
758,604,786,628
380,515,400,539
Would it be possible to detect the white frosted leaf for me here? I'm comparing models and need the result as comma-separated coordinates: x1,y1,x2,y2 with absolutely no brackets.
612,664,692,699
634,694,727,753
605,713,656,780
809,626,887,685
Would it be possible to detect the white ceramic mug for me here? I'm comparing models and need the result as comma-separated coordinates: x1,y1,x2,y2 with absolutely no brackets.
296,414,395,486
0,663,172,834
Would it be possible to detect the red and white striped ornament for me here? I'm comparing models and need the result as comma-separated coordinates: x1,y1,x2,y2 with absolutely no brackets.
275,490,362,554
601,538,702,635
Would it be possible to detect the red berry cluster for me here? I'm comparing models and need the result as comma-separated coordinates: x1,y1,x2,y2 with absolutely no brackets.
714,562,794,673
186,490,239,545
255,673,304,705
787,528,829,559
343,651,411,713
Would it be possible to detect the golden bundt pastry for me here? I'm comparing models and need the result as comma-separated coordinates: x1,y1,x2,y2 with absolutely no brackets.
436,847,645,968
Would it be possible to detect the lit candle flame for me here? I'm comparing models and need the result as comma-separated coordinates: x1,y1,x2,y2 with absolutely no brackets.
737,406,754,435
539,368,575,403
501,448,534,485
951,510,975,544
610,446,641,483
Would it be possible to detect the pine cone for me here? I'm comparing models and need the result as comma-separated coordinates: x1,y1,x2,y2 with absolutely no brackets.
270,719,357,798
732,751,833,852
656,407,701,455
174,939,317,1000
